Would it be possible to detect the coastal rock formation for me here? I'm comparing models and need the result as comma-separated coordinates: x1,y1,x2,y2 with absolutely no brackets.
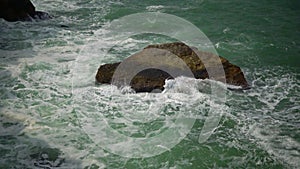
0,0,51,22
96,42,249,92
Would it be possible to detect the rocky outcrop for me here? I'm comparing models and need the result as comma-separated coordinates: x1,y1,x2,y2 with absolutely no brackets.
96,42,249,92
0,0,51,22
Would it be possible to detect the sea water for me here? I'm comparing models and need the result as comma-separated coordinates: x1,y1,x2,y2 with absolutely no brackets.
0,0,299,168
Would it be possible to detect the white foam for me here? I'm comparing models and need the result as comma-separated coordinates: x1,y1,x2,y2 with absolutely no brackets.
228,67,300,167
146,5,165,12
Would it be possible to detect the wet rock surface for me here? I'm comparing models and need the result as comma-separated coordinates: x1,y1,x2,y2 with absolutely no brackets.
96,42,249,92
0,0,51,22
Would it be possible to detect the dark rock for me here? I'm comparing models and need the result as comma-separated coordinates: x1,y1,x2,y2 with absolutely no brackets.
96,42,249,92
32,11,51,20
60,24,69,28
0,0,51,22
129,68,173,92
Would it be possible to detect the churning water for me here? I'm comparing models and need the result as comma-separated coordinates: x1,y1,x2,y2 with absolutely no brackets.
0,0,299,168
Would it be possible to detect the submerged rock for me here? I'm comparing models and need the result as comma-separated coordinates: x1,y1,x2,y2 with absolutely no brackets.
96,42,249,92
0,0,51,22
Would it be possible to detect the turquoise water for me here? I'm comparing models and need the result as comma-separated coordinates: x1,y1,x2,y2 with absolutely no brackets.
0,0,299,168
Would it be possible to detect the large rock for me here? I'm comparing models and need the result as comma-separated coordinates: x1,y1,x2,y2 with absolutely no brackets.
0,0,51,22
96,42,249,92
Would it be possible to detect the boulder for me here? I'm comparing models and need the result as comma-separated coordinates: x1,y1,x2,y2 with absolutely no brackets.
96,42,249,92
0,0,51,22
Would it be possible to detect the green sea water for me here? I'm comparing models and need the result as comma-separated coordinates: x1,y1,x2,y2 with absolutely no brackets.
0,0,299,168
